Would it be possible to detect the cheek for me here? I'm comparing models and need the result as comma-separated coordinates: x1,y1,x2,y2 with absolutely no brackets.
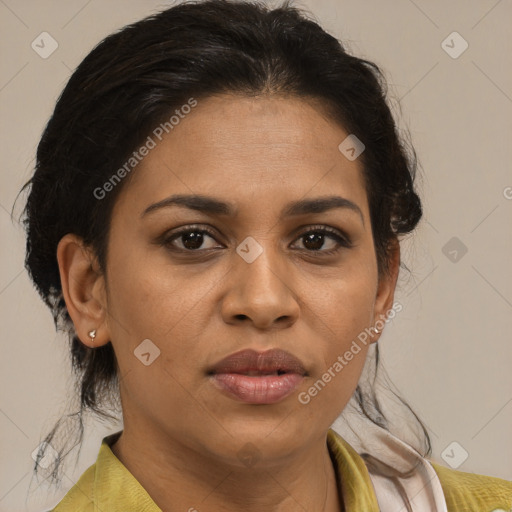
103,243,218,384
302,257,376,401
103,254,205,420
299,291,372,424
105,241,200,336
317,294,372,393
310,260,376,347
297,337,370,434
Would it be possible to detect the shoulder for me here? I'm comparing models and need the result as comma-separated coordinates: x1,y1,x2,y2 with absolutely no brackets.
430,461,512,511
49,463,96,512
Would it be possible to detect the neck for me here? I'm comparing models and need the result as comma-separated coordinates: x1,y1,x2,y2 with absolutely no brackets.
110,427,343,512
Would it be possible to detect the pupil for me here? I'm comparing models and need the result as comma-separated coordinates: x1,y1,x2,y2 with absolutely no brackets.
183,232,203,250
304,233,324,250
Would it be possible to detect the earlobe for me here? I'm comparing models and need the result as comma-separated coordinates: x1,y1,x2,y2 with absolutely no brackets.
56,233,109,348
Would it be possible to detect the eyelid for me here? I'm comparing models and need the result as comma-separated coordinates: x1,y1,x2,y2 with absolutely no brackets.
159,223,353,253
158,224,221,248
293,224,352,244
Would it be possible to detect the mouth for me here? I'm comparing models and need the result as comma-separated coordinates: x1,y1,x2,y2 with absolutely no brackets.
207,348,307,404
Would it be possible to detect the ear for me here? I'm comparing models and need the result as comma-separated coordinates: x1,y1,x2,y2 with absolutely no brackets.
370,238,400,343
56,233,110,348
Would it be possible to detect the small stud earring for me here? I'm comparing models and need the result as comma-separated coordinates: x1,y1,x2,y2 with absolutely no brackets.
88,329,97,345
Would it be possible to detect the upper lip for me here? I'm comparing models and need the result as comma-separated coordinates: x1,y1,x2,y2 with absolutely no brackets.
208,348,307,376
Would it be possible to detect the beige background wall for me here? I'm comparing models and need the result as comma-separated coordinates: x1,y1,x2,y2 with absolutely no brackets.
1,0,511,510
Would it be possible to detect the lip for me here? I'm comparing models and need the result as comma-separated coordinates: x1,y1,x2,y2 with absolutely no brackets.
208,348,307,404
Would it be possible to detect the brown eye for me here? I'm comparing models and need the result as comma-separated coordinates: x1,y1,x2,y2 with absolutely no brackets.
160,224,352,255
163,227,221,252
292,226,352,255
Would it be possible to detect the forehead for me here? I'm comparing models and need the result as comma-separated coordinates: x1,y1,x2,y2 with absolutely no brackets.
161,94,349,156
115,94,369,220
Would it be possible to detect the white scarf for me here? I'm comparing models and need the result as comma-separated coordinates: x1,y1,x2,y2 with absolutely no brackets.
362,428,448,511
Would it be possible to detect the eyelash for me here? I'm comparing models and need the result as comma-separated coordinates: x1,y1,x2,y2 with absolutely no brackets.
161,224,353,256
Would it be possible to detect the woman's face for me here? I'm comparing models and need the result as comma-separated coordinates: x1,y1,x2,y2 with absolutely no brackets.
90,94,398,465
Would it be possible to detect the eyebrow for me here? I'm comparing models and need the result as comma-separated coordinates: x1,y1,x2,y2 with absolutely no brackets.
141,194,365,226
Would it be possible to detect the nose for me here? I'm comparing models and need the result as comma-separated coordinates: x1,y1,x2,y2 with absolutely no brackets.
220,244,300,330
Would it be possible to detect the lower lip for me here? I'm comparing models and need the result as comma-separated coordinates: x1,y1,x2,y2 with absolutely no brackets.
210,373,304,404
